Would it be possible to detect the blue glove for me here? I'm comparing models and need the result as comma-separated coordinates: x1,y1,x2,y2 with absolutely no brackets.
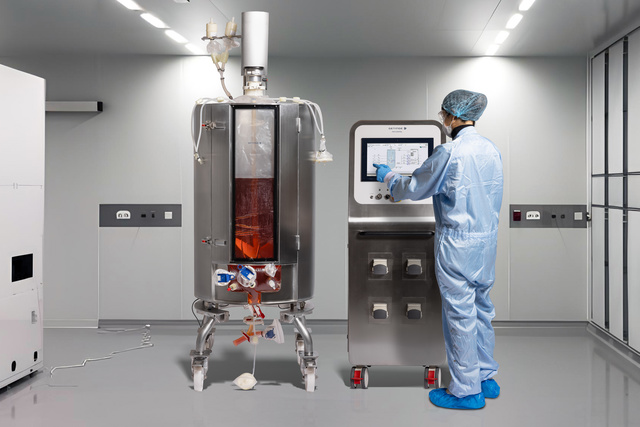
373,163,392,183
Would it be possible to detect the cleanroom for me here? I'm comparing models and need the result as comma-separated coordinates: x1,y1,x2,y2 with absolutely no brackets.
1,0,640,425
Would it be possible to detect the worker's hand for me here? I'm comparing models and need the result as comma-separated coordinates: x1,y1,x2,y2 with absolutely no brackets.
373,163,392,183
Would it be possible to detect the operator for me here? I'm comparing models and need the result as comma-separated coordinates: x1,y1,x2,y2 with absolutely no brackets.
373,89,503,410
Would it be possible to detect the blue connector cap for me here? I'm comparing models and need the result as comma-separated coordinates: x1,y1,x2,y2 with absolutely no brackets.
217,273,235,284
264,328,276,339
238,265,257,281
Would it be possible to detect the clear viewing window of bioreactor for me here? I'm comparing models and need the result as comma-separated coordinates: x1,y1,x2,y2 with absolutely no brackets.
361,138,434,181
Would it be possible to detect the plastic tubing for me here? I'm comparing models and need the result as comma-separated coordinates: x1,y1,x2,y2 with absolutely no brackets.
210,55,234,99
279,98,331,161
191,98,218,160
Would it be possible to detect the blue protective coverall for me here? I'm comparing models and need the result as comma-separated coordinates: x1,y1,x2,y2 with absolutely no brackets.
387,126,503,398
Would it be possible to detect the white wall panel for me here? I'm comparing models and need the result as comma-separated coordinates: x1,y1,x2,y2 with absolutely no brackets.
592,54,606,175
608,42,625,175
629,211,640,352
608,209,624,340
629,176,640,208
609,177,624,207
591,207,606,328
592,177,605,205
629,32,640,172
510,229,588,320
99,228,182,320
0,55,588,322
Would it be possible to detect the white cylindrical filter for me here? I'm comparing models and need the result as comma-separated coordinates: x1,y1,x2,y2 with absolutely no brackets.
241,11,269,75
225,17,237,36
206,19,217,38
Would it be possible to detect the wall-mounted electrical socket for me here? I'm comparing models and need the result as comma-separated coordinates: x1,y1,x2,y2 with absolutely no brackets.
526,211,541,220
116,210,131,220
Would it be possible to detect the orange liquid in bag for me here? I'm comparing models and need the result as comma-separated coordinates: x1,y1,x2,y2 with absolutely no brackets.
234,177,275,260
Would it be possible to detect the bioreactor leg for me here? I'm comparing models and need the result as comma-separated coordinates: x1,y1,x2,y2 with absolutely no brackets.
281,303,318,392
190,301,230,392
293,316,314,357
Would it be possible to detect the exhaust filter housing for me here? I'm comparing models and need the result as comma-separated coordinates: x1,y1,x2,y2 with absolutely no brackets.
241,11,269,77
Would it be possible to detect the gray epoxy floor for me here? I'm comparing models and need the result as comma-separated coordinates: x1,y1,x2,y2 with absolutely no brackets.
1,321,640,427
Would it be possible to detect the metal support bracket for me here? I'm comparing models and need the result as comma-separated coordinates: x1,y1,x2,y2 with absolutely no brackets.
190,350,212,373
193,300,231,323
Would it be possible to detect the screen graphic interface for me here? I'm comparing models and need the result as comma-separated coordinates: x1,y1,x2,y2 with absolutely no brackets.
361,138,433,182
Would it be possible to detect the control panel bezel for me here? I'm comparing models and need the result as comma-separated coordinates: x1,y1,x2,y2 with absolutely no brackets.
353,124,443,205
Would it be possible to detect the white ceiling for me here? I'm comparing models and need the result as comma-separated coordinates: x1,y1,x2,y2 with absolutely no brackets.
1,0,639,58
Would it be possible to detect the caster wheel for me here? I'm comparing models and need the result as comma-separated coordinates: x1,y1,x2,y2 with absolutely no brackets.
305,367,317,392
193,366,205,392
361,367,369,389
350,367,357,389
350,366,369,389
424,366,441,389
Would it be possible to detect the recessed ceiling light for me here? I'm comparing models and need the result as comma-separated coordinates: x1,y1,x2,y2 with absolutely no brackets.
486,45,500,56
116,0,142,10
506,13,523,29
141,13,169,29
165,30,188,44
185,43,205,55
495,31,510,44
519,0,536,11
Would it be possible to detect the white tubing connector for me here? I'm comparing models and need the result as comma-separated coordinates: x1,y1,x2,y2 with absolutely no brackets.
315,135,334,163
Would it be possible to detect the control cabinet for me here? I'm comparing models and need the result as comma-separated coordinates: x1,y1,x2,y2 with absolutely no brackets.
0,65,45,389
347,120,446,389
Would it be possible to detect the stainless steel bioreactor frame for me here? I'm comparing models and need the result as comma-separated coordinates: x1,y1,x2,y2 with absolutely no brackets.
347,120,446,389
190,101,318,391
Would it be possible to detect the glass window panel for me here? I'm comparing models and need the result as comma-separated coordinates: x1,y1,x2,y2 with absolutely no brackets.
629,33,640,173
592,54,606,175
629,176,640,209
592,177,605,205
233,108,276,261
591,207,606,328
628,211,640,351
609,177,624,207
608,42,624,174
609,209,624,341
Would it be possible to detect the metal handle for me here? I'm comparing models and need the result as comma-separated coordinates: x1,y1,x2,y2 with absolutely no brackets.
357,231,435,237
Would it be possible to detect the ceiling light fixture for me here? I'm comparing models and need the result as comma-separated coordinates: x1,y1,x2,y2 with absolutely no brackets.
486,45,500,56
165,30,188,44
519,0,536,11
116,0,142,10
141,13,169,29
506,13,523,29
495,31,510,44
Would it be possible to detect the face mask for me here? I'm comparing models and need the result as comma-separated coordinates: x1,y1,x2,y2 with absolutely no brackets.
443,122,453,138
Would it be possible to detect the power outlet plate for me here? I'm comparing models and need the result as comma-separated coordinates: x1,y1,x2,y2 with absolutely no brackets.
510,204,588,228
525,211,541,220
100,204,182,227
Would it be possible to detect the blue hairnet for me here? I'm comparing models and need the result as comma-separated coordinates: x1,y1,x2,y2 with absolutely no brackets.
441,90,488,121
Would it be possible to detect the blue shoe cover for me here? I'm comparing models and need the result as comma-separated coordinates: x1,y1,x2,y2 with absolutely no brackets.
481,379,500,398
429,388,485,409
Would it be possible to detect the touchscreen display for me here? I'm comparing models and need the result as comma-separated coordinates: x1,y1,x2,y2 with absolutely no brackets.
362,138,433,181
